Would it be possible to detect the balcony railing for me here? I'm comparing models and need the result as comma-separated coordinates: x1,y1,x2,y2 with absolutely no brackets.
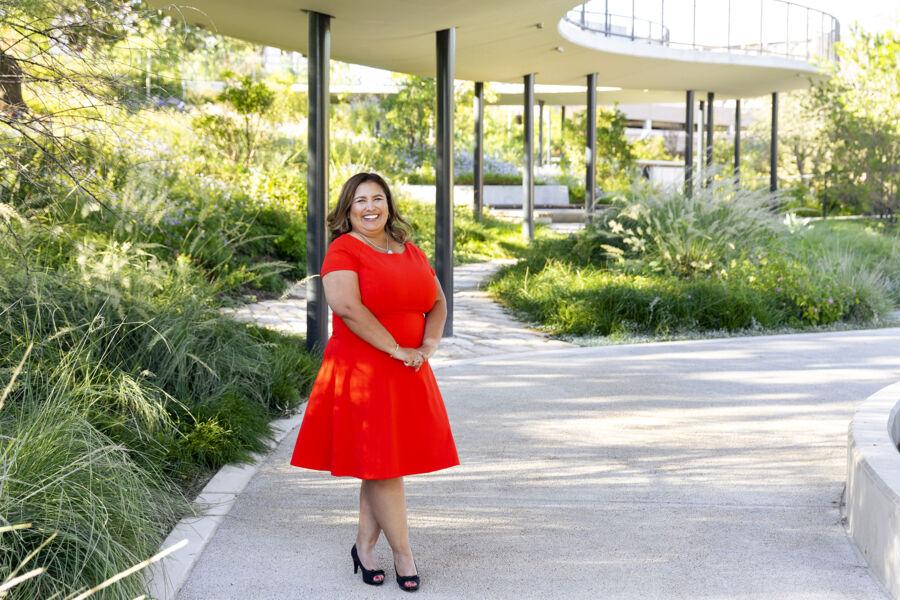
565,0,839,63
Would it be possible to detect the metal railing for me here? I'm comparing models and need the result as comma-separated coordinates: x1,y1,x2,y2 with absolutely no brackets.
567,5,670,45
564,0,839,63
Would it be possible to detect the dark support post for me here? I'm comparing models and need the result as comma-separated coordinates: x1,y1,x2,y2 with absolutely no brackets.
561,105,566,125
547,104,552,165
538,100,545,166
522,73,535,241
473,81,484,221
734,99,741,186
770,91,778,193
436,28,455,336
698,99,705,183
306,11,330,351
684,90,694,197
705,92,714,187
586,73,597,223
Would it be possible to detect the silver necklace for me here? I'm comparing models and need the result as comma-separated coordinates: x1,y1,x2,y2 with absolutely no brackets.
355,233,393,254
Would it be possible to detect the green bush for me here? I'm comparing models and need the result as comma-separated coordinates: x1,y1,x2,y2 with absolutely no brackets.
0,378,186,599
0,206,320,596
598,180,783,278
396,198,530,264
404,171,523,185
488,185,896,338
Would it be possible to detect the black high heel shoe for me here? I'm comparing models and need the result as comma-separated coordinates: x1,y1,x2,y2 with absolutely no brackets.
351,544,385,586
394,558,420,592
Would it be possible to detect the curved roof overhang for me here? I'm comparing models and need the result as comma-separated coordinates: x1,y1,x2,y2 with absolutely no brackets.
151,0,830,98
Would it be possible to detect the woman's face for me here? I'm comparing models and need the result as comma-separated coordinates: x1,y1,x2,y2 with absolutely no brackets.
348,180,389,236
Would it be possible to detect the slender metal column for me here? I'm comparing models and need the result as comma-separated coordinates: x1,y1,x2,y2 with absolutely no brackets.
705,92,714,187
561,105,566,125
684,90,694,197
436,28,455,336
770,91,778,192
522,73,535,241
538,100,545,166
698,99,705,184
473,81,484,221
547,104,552,165
586,73,597,223
733,99,741,186
306,11,330,352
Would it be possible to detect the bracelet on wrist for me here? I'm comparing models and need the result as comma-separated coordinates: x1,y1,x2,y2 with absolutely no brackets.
389,343,400,358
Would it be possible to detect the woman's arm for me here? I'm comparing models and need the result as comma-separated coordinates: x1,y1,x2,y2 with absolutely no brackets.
417,275,447,362
322,270,422,367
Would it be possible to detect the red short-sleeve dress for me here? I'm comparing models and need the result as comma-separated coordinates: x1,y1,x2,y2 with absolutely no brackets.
289,233,460,479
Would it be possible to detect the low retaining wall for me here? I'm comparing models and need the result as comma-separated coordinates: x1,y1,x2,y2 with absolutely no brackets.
844,379,900,599
397,184,570,207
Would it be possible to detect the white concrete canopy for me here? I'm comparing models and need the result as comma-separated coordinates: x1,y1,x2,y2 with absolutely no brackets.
151,0,829,96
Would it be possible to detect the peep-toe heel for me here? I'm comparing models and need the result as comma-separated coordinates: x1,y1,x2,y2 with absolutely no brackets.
351,544,385,586
394,559,420,592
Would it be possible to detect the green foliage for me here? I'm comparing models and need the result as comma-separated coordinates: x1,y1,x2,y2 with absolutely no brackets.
379,76,437,173
395,197,531,263
633,136,675,161
797,219,900,304
488,184,897,338
598,180,782,277
219,72,275,115
193,73,276,167
404,172,523,186
559,106,636,197
0,372,186,599
807,29,899,218
0,203,319,596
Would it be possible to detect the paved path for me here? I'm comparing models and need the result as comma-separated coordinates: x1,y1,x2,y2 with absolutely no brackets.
221,260,571,363
190,264,900,599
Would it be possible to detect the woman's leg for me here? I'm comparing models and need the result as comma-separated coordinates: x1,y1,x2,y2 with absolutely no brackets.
355,480,384,582
365,477,418,588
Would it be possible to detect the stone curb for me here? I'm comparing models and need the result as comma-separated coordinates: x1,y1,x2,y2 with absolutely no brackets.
144,407,306,600
843,379,900,599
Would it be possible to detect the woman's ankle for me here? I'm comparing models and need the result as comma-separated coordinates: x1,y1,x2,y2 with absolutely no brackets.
356,537,378,552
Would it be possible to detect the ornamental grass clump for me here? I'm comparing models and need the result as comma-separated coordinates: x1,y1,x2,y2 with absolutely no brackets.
488,181,896,337
0,349,187,599
0,205,321,596
597,179,784,278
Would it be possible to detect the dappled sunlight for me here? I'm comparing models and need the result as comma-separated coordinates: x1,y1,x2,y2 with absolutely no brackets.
686,367,898,386
175,331,900,599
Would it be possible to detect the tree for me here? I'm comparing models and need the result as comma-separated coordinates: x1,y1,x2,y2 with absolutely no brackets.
807,29,899,219
1,0,137,210
379,75,436,173
559,106,636,197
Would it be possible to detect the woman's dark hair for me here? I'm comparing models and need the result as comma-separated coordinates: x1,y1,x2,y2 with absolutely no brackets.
327,172,413,243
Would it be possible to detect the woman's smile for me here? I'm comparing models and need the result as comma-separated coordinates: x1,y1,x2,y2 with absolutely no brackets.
349,180,390,233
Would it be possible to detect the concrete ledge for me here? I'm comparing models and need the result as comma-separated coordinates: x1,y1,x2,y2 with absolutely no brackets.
844,379,900,599
144,407,306,600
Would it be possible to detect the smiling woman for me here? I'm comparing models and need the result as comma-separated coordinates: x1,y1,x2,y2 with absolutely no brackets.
289,172,460,592
326,172,412,251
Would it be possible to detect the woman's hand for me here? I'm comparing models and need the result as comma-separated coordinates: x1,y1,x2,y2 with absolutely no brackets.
416,341,437,362
393,347,425,371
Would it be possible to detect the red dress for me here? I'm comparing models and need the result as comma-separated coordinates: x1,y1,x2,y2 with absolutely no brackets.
289,233,460,479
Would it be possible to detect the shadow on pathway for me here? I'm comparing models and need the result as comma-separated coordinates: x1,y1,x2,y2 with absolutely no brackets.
185,264,900,599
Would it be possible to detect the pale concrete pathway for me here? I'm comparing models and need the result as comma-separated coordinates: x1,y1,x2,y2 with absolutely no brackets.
181,298,900,599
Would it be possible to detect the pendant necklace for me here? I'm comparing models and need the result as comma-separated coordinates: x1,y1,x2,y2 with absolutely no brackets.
357,233,393,254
